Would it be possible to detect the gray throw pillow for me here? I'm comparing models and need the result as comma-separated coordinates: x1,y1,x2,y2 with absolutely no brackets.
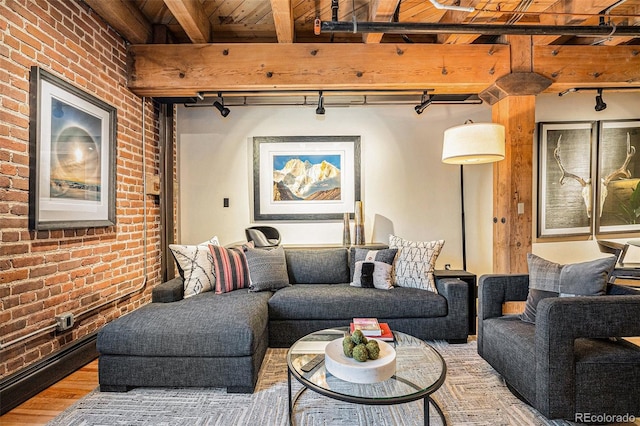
520,253,616,324
245,246,290,292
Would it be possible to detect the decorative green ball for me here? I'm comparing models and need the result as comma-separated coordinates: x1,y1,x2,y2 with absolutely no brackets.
343,337,355,357
352,343,369,362
351,329,368,345
365,340,380,360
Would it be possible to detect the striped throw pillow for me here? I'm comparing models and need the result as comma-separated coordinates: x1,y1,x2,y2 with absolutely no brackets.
208,245,250,294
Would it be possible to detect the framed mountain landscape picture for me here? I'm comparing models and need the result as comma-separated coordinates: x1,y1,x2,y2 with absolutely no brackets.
253,136,361,220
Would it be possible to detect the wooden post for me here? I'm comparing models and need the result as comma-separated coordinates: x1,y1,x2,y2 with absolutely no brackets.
491,36,535,274
492,96,534,274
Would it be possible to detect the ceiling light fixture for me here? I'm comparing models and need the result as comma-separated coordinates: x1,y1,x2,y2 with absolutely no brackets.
213,93,230,117
595,88,607,111
316,91,325,115
414,92,432,115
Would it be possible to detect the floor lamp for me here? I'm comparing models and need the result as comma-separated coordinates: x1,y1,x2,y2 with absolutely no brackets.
442,122,505,270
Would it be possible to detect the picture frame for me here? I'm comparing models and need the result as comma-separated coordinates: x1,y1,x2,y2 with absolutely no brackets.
595,120,640,235
537,121,596,238
29,66,117,230
252,136,361,221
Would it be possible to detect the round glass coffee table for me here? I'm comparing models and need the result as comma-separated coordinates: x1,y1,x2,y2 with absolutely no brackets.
287,327,447,426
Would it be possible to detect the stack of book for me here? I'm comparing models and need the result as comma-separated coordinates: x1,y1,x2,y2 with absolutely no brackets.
350,317,394,341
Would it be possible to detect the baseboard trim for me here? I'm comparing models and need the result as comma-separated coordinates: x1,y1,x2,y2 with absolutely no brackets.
0,332,98,415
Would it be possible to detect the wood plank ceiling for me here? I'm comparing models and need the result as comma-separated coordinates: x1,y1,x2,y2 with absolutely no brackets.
83,0,640,98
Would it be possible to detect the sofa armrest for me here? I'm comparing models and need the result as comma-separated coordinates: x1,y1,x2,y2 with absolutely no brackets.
435,277,469,334
534,295,640,417
152,277,184,303
478,274,529,321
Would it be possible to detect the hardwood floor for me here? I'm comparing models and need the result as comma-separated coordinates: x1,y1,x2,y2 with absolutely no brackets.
0,359,99,426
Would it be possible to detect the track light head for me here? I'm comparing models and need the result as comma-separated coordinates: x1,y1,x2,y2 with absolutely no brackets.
594,89,607,112
213,100,230,117
415,93,432,115
316,91,325,115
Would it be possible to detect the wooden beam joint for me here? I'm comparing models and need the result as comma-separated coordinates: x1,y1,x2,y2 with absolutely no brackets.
479,72,553,105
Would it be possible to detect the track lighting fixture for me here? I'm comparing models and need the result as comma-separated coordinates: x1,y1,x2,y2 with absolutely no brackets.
414,92,432,115
316,91,325,115
196,92,205,101
213,93,230,117
595,88,607,112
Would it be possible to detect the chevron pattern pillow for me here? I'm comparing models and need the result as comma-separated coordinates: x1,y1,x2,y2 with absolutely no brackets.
389,235,444,293
169,236,220,298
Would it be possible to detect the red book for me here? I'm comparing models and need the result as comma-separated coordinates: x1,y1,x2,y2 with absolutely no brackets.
350,322,394,341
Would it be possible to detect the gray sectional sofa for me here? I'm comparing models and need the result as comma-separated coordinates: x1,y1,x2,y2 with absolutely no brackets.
97,247,469,393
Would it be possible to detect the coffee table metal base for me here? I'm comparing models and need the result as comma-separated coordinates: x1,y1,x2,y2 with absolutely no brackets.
287,369,447,426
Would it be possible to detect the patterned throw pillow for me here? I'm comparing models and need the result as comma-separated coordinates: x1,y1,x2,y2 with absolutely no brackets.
350,248,398,290
208,244,250,294
245,246,290,292
520,253,616,323
169,236,220,298
389,235,444,293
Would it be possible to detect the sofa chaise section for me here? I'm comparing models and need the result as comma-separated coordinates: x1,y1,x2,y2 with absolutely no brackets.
97,288,271,393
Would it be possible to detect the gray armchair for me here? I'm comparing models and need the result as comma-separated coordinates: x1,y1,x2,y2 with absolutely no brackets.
478,274,640,421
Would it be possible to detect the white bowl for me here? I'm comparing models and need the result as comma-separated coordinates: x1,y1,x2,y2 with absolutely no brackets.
324,338,396,383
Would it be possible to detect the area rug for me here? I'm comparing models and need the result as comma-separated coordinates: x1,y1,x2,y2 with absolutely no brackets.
47,341,575,426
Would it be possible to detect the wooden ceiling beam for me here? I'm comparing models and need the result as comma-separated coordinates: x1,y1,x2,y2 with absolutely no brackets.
364,0,401,44
163,0,211,43
534,0,623,45
127,43,510,97
532,45,640,90
126,43,640,98
270,0,294,43
435,0,480,45
84,0,152,44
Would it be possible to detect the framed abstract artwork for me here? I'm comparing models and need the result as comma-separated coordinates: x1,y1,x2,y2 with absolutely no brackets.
595,120,640,234
252,136,361,221
29,67,117,230
537,121,596,238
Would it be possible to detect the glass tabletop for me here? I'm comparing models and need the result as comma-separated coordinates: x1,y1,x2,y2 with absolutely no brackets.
287,327,446,404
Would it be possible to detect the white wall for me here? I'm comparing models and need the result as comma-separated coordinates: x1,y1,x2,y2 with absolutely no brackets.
533,92,640,264
175,91,640,277
176,102,495,275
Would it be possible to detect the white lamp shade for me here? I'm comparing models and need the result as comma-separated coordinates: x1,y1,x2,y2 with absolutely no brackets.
442,123,506,164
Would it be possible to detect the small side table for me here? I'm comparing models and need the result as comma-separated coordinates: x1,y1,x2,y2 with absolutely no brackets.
434,270,477,335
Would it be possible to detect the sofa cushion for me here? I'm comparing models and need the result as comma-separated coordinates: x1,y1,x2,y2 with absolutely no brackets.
389,235,444,293
285,248,349,284
169,235,220,298
350,248,397,290
268,284,447,320
481,315,537,404
97,290,271,358
245,246,290,292
209,245,250,294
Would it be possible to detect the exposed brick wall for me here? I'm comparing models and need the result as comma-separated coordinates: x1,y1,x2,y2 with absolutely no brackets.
0,0,163,378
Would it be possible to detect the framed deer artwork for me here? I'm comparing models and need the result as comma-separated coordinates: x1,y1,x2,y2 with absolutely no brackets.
538,122,596,238
595,120,640,234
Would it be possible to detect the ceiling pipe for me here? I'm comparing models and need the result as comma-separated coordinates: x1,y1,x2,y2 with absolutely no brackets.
319,21,640,37
428,0,474,13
